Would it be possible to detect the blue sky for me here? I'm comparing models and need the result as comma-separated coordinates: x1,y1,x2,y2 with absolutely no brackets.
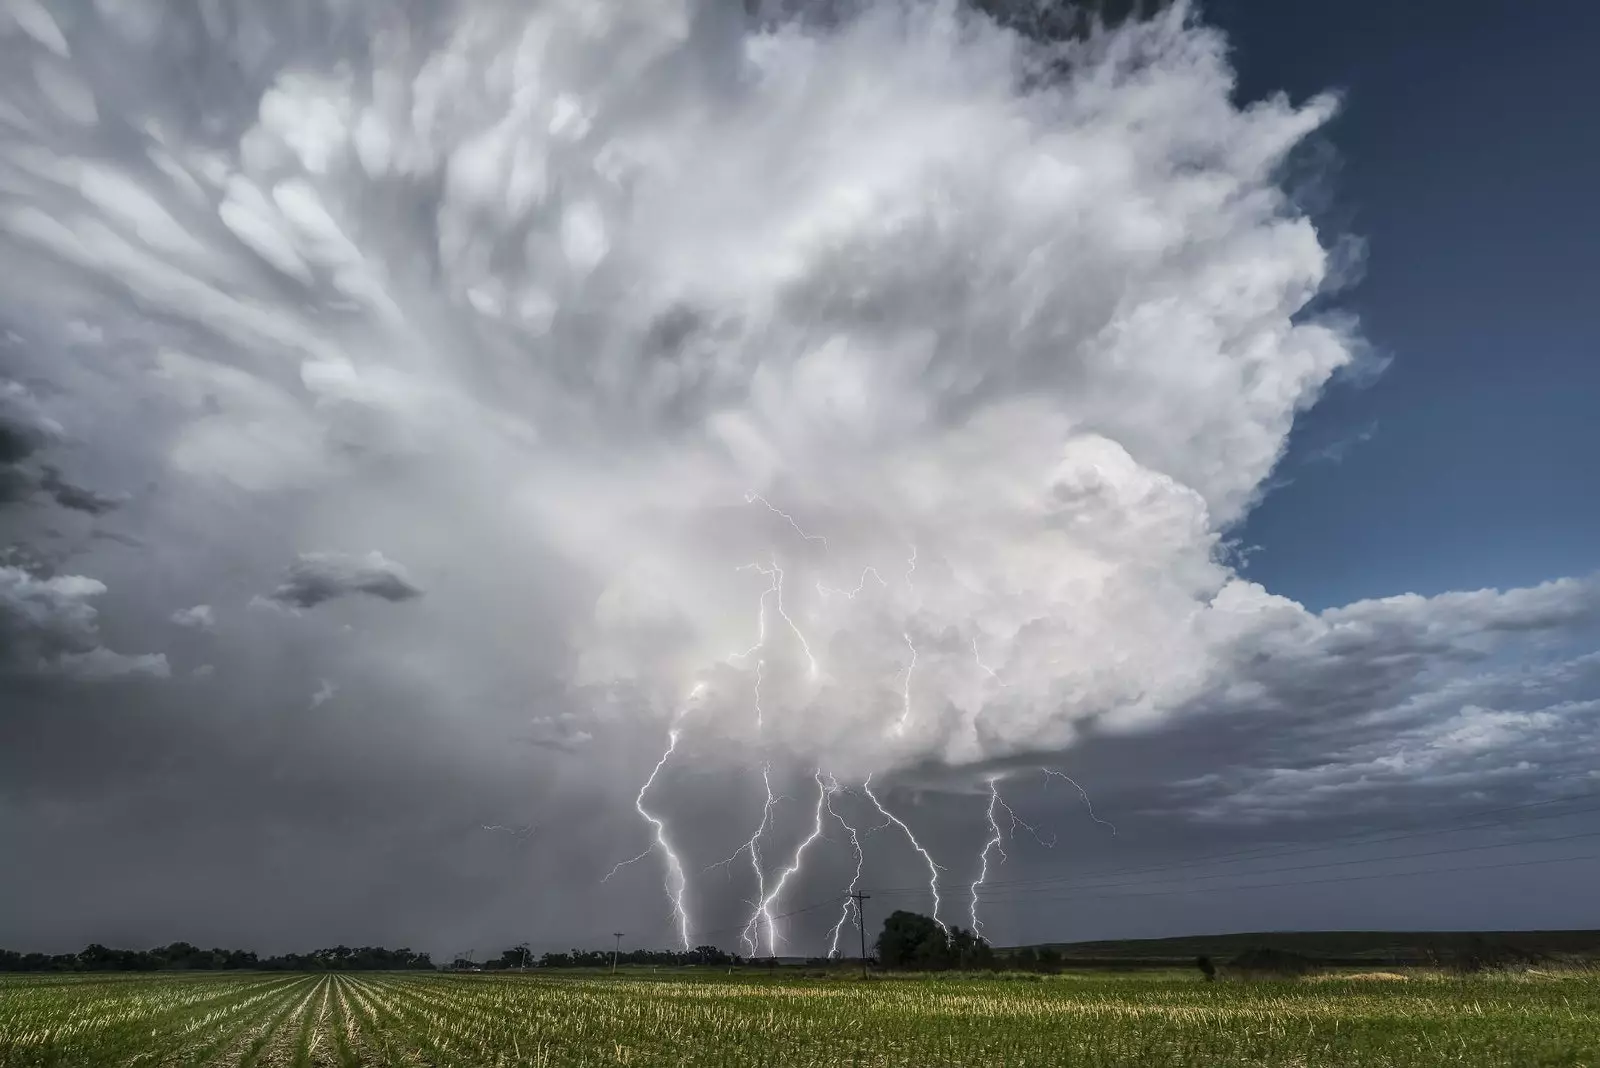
1218,0,1600,610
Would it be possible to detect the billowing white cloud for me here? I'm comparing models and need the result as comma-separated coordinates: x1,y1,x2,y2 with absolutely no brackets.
0,0,1592,862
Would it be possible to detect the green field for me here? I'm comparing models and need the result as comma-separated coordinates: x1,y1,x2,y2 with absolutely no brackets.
3,969,1599,1067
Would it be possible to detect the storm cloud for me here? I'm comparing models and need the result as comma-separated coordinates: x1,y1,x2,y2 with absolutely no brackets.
268,552,424,610
0,0,1595,957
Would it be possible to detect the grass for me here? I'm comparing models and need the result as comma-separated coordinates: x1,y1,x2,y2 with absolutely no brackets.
2,968,1598,1066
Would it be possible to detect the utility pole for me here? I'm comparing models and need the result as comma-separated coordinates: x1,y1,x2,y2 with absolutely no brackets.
850,892,871,979
611,932,624,974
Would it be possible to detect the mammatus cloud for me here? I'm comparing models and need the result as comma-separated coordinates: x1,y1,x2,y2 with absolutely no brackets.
269,552,422,610
0,0,1595,951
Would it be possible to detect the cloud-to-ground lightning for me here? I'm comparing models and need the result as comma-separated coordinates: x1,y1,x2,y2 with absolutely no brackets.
823,776,868,958
603,730,692,950
750,771,829,956
744,493,828,551
1042,768,1119,836
970,780,1008,937
710,765,777,956
863,776,946,932
970,778,1061,936
904,544,918,592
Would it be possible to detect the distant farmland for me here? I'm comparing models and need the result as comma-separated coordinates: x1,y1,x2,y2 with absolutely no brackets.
4,966,1600,1066
1036,929,1600,967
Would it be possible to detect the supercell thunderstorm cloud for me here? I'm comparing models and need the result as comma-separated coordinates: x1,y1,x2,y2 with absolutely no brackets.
3,0,1599,956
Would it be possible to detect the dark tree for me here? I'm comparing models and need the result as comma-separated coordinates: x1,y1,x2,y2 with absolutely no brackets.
877,910,944,969
876,912,991,971
1196,955,1216,981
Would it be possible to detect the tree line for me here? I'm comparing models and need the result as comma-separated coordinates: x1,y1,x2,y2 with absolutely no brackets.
463,944,744,970
0,943,434,973
6,910,1059,975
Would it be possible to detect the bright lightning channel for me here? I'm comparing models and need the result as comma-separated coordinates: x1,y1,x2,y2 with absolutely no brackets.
713,765,778,956
603,729,692,950
751,771,828,957
823,775,867,958
972,638,1005,685
969,780,1007,937
1042,768,1118,836
970,780,1057,936
896,633,918,733
734,561,818,679
744,493,828,550
817,566,887,600
863,776,946,932
753,659,765,730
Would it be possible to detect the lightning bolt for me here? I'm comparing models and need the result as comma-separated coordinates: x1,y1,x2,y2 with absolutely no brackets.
744,493,828,550
817,566,887,600
481,824,536,840
970,780,1007,937
715,765,778,956
972,637,1005,685
896,633,918,733
752,659,765,730
863,776,946,932
603,729,692,950
1042,768,1118,836
823,776,867,958
734,561,819,680
751,771,828,956
904,544,917,592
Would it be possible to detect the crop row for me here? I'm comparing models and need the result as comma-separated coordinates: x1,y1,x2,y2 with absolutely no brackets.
3,970,1599,1066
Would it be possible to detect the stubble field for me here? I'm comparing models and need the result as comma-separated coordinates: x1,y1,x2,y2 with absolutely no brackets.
2,969,1598,1067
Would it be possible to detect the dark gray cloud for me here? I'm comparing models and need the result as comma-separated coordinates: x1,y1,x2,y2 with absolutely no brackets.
36,466,124,515
168,604,215,630
268,552,423,610
0,564,169,679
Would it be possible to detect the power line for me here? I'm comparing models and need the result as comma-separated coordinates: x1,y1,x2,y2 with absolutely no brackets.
550,793,1600,954
958,827,1600,902
864,792,1600,898
943,849,1600,905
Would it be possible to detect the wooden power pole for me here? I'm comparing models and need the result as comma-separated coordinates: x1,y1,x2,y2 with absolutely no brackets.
850,892,871,979
611,932,624,974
